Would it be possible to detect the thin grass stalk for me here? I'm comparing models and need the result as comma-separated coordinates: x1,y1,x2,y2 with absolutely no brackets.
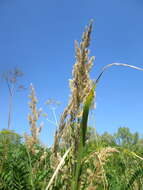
45,148,71,190
95,63,143,85
131,151,143,161
121,148,143,161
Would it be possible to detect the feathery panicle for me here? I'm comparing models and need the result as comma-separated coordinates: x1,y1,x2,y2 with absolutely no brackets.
24,84,43,154
53,21,95,156
81,147,119,189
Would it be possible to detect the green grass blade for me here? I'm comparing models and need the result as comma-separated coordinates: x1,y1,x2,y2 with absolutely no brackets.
72,84,95,190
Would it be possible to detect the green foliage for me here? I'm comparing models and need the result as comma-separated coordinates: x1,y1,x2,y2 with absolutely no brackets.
0,129,22,145
0,142,32,190
114,127,139,147
1,123,143,189
0,130,52,190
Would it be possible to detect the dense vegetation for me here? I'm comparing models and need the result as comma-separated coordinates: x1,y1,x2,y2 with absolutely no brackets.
1,22,143,190
1,127,143,189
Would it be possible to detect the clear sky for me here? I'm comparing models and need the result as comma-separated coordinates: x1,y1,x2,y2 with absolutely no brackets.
0,0,143,146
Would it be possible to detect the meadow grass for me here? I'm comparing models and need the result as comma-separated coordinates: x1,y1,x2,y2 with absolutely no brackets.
1,21,143,190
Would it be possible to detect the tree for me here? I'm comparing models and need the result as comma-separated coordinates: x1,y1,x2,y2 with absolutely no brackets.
101,132,116,146
114,127,139,147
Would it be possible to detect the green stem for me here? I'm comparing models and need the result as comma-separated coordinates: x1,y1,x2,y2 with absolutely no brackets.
25,146,35,190
72,85,95,190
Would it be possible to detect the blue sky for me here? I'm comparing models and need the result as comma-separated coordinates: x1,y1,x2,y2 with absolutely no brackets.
0,0,143,146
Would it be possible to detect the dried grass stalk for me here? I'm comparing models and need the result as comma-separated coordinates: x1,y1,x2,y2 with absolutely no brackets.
45,148,71,190
95,63,143,84
24,84,43,154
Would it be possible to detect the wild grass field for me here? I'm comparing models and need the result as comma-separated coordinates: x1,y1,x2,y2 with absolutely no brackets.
1,22,143,190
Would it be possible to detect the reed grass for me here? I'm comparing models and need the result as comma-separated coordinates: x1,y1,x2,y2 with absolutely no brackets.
47,21,143,190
